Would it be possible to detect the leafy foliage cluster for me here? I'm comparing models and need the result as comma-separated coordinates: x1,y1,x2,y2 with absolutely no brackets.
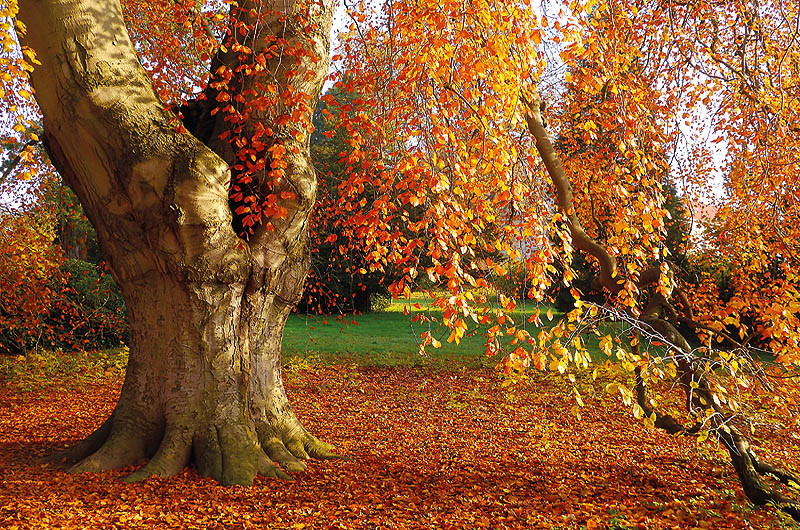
0,172,126,354
297,86,396,314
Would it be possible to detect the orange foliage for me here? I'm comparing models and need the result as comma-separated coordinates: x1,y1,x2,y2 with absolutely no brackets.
0,204,63,353
2,0,794,367
322,0,800,373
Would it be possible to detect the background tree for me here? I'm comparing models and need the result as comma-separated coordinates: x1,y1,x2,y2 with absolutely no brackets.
0,198,63,354
0,133,125,353
298,84,396,313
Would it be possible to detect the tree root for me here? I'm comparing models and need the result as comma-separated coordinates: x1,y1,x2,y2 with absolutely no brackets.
124,425,193,482
45,414,114,464
287,432,338,460
256,419,341,477
255,415,340,466
263,437,307,472
68,421,147,474
49,410,338,485
192,422,290,485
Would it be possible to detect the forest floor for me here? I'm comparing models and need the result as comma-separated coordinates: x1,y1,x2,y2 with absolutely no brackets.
2,346,799,529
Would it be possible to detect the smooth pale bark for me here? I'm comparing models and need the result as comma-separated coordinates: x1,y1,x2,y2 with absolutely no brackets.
17,0,335,485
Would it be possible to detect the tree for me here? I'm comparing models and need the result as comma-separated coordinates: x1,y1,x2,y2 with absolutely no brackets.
329,0,800,519
298,84,397,314
0,198,63,354
5,0,800,520
11,0,337,486
0,130,126,352
44,181,103,262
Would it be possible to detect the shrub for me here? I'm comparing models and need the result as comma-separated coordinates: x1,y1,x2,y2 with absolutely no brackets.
50,258,128,349
0,209,65,354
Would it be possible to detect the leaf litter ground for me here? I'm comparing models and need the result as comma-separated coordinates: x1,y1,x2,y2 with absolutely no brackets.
1,362,798,529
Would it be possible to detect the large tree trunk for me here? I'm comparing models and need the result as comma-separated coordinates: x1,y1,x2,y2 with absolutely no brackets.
17,0,335,485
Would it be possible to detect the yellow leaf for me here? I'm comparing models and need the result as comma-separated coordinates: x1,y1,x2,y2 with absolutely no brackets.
574,389,584,407
599,335,613,356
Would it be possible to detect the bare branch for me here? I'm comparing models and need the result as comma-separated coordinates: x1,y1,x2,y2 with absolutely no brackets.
0,139,38,188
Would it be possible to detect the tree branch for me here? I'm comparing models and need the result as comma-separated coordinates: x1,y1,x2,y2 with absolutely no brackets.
523,85,800,521
521,91,622,294
0,139,38,188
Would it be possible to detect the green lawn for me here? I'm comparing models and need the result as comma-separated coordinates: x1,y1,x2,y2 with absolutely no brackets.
283,293,563,368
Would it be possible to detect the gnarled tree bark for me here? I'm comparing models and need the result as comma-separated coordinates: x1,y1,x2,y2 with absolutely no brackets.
17,0,335,485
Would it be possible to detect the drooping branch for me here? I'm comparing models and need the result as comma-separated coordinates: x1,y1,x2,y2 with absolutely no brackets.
522,86,800,521
521,92,622,294
634,365,702,435
642,292,800,518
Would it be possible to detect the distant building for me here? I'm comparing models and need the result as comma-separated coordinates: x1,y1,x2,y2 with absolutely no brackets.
689,202,718,249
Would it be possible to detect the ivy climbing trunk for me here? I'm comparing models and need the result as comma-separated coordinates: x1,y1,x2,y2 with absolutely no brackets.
17,0,335,485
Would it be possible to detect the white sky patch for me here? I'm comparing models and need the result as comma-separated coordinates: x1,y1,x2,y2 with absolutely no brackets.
669,95,729,205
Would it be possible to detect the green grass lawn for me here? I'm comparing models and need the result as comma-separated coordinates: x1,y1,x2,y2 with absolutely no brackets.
0,293,609,386
283,293,564,368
